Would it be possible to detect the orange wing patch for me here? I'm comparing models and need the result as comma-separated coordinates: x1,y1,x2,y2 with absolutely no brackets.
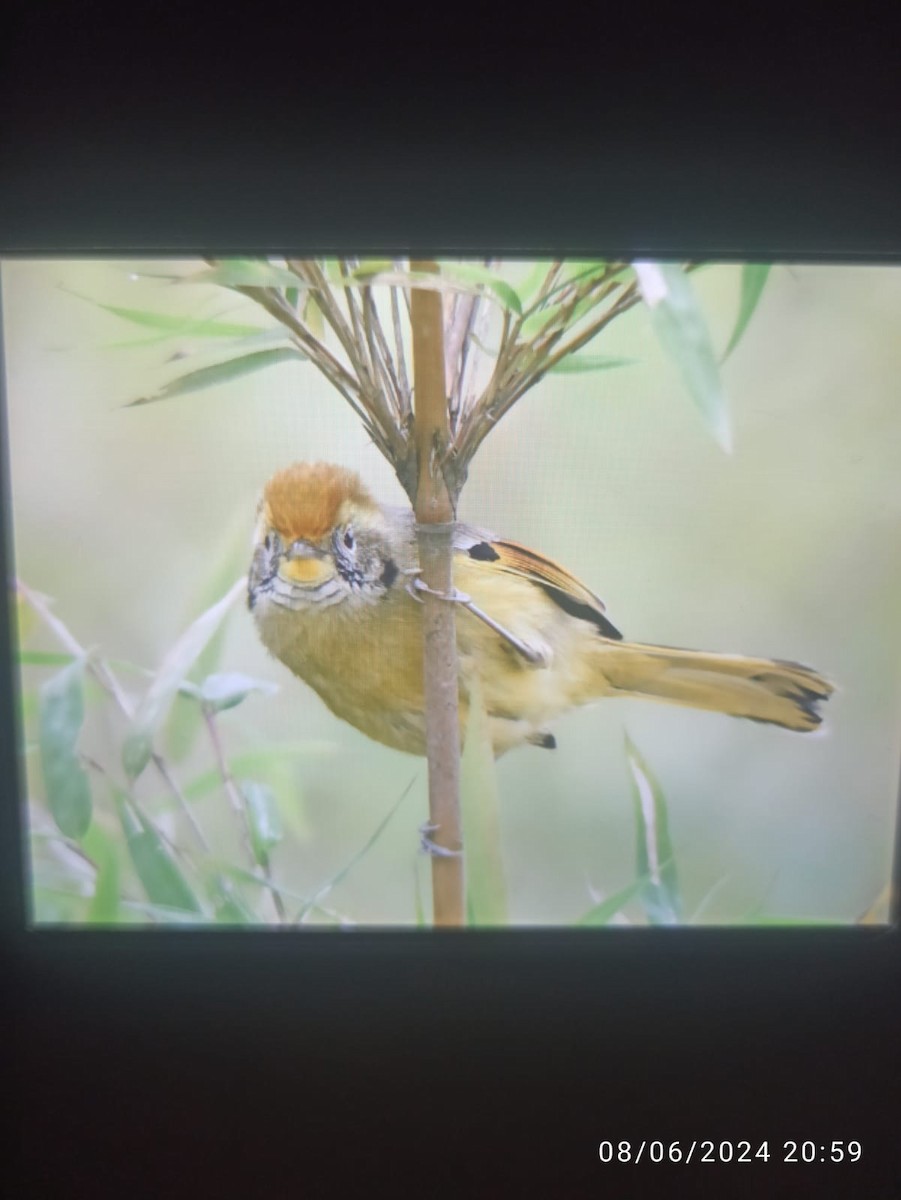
484,538,623,640
263,462,374,544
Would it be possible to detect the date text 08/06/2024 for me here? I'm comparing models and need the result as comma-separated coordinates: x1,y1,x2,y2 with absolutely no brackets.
597,1141,862,1165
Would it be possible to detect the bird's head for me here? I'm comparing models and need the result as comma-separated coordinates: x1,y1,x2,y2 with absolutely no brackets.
248,462,401,613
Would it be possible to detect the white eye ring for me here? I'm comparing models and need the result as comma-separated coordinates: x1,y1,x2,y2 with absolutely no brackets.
343,526,355,550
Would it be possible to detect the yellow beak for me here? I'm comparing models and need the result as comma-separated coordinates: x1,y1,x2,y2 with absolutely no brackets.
279,546,334,587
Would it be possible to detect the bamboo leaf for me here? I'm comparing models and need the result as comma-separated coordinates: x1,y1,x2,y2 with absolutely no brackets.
520,285,621,342
541,262,626,305
103,326,293,353
634,261,731,453
197,672,278,714
723,263,771,360
38,659,92,839
182,260,313,290
18,651,75,667
126,347,304,406
121,730,153,782
208,873,255,924
577,877,645,926
519,304,565,339
124,579,244,780
239,780,283,869
348,266,521,314
460,678,508,926
436,263,522,315
516,260,556,305
549,354,637,375
302,292,325,339
624,732,682,925
82,824,120,924
64,288,263,338
116,794,203,914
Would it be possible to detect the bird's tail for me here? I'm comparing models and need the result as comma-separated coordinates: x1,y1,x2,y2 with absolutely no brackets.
589,641,834,731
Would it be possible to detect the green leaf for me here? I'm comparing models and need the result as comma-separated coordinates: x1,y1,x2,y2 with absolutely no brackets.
116,794,203,915
624,732,682,925
436,263,522,315
349,264,522,314
103,326,295,354
125,579,245,779
577,877,645,926
302,292,325,339
516,260,557,305
82,824,121,924
344,258,394,278
561,259,608,278
539,261,626,307
38,659,92,839
182,260,312,290
121,729,153,781
126,347,304,406
460,678,508,926
519,304,564,340
18,650,76,667
549,354,637,375
239,779,283,868
198,672,278,714
634,261,731,453
519,281,623,342
208,873,255,924
64,288,263,338
723,263,771,360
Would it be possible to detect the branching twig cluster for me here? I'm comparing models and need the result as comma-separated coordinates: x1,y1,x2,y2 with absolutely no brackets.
209,257,642,508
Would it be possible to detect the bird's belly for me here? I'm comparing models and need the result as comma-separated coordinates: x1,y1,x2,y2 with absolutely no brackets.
254,589,593,756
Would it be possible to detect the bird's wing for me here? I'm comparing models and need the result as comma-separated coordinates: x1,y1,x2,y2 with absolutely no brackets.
453,525,623,641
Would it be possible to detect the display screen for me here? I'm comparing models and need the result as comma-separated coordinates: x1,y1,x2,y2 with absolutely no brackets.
3,257,898,927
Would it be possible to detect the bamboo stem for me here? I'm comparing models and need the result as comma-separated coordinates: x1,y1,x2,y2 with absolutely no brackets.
410,260,465,927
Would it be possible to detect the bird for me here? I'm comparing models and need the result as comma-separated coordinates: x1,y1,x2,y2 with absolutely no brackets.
247,462,834,757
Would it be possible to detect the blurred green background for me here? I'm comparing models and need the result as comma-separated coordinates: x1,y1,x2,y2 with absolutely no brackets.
4,258,900,925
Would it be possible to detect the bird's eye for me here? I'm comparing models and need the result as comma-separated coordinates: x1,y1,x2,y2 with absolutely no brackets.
343,527,355,550
264,533,272,552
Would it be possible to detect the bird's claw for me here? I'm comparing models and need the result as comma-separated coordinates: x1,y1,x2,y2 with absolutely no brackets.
419,820,462,858
403,571,548,666
405,572,473,607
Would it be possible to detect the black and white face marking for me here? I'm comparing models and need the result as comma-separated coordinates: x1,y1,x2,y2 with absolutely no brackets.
332,523,398,601
248,528,282,610
248,521,398,614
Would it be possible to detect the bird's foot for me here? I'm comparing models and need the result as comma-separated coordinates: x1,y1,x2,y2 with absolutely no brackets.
404,570,472,607
403,571,548,666
419,821,463,858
